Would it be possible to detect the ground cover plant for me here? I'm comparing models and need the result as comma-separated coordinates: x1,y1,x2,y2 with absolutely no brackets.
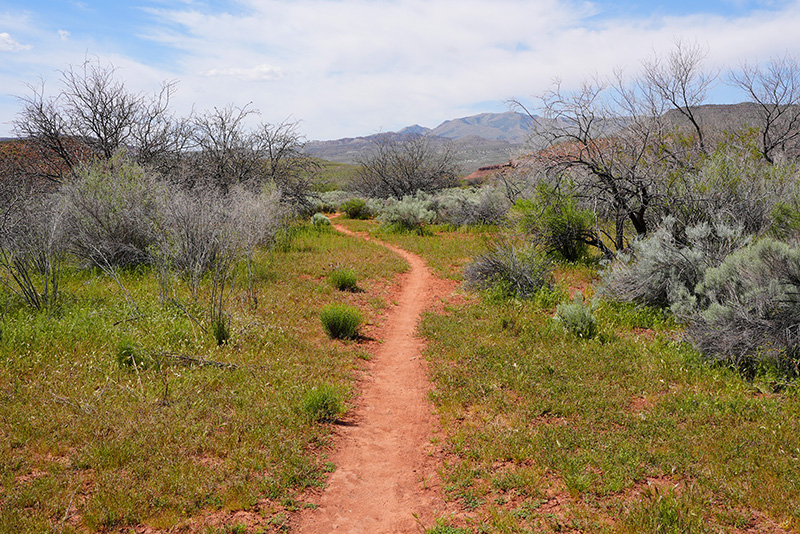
416,241,800,533
0,223,406,533
334,217,497,281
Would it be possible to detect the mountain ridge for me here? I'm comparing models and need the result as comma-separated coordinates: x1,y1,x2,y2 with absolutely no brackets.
304,111,532,170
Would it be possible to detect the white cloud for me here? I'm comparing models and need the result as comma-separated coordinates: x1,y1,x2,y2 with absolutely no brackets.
58,29,70,41
0,32,31,52
200,64,285,81
3,1,800,140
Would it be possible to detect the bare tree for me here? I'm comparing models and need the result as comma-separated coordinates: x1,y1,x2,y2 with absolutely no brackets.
188,107,317,207
12,58,184,181
641,40,717,152
730,52,800,163
352,134,460,198
513,75,665,254
255,120,319,211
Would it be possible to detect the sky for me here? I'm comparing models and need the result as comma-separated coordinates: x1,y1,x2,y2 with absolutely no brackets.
2,0,800,141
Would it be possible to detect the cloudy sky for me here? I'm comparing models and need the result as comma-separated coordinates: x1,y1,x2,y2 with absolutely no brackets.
2,0,800,140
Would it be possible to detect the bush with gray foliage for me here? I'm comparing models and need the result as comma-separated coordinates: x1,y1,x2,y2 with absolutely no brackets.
600,216,749,317
464,239,554,299
58,152,164,269
688,238,800,373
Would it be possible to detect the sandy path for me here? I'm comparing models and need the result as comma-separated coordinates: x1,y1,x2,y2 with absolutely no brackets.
294,223,448,533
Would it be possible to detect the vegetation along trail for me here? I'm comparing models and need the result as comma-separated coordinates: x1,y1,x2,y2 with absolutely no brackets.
295,220,451,533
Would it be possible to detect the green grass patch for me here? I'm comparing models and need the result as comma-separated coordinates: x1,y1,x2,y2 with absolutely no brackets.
334,218,497,280
320,303,362,340
327,267,358,292
301,383,347,423
0,222,405,532
420,262,800,532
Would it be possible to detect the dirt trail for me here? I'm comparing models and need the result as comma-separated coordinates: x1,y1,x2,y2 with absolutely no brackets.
294,223,449,533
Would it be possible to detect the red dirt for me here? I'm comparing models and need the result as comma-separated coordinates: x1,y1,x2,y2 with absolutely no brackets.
294,223,451,533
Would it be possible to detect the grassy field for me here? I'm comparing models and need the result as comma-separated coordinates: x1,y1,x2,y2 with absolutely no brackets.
5,213,800,533
334,218,497,280
310,160,360,192
0,224,406,533
364,222,800,533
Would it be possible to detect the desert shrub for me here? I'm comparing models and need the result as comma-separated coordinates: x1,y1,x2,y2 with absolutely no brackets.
687,238,800,373
600,217,749,317
667,146,799,235
301,383,346,423
320,303,362,339
311,212,332,227
514,184,596,262
328,267,358,291
340,198,373,219
230,185,286,250
59,153,163,268
436,186,510,227
377,194,436,235
151,186,237,298
0,193,65,310
554,292,599,339
463,239,554,299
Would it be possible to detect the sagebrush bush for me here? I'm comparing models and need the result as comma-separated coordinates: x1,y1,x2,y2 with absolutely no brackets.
320,303,362,339
328,267,358,291
554,292,599,339
436,186,510,227
463,240,554,299
59,153,163,268
301,383,345,423
600,217,749,317
688,238,800,373
376,194,436,235
311,212,332,227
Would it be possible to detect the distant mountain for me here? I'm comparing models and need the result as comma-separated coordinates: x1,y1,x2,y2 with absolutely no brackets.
430,112,536,142
304,112,534,171
397,124,431,136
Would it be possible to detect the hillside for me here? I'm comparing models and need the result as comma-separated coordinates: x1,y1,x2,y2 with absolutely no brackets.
303,112,533,171
303,104,771,174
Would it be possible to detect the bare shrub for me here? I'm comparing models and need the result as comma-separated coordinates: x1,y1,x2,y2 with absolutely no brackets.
352,135,460,198
152,183,285,334
0,193,65,310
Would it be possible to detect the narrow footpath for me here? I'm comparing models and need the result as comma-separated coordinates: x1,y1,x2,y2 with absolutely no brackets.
294,223,449,533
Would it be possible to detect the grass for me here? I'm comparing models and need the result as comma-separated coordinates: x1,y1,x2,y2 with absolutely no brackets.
301,383,346,423
320,303,362,340
0,222,406,533
334,218,497,280
327,267,358,292
420,284,800,532
308,159,360,192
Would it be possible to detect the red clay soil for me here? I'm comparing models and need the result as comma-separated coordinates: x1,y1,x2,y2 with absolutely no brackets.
294,223,451,533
